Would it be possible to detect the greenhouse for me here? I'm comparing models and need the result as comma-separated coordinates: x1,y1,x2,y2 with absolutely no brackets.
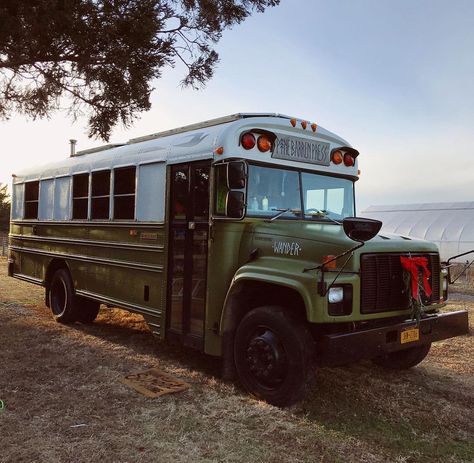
362,202,474,262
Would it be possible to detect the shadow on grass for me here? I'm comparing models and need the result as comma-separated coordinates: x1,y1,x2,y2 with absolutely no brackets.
66,308,223,380
13,301,473,462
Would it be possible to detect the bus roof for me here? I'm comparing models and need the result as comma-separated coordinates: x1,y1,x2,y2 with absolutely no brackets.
13,113,355,183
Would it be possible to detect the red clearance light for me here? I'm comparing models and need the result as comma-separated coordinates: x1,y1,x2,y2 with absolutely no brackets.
241,133,256,150
215,146,224,155
331,150,343,165
344,153,354,167
257,135,272,152
323,255,337,269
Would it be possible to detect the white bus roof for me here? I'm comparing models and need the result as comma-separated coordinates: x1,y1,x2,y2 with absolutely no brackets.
13,113,356,183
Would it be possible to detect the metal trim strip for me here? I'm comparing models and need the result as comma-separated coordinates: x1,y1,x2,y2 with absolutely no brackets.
10,220,165,227
9,234,164,252
76,289,162,317
147,322,161,329
9,245,163,273
12,273,44,286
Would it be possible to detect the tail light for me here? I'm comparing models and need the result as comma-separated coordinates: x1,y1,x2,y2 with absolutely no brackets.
344,153,354,166
331,148,358,167
241,133,256,150
331,150,343,165
257,135,272,152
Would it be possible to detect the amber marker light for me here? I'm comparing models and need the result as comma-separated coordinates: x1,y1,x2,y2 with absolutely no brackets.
311,123,317,132
323,255,337,269
301,121,307,129
215,146,224,155
331,150,343,165
344,153,354,167
257,135,272,152
290,118,297,127
241,133,256,150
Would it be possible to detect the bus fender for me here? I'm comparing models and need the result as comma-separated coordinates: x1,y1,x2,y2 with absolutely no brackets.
220,269,313,380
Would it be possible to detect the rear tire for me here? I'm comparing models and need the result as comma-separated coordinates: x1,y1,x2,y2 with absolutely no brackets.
49,268,79,324
76,298,101,324
234,306,315,407
372,343,431,370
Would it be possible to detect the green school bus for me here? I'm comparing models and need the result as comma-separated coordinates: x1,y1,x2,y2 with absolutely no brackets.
8,113,469,405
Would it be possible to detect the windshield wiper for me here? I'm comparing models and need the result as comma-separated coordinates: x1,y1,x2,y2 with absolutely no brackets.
265,208,302,222
304,209,342,225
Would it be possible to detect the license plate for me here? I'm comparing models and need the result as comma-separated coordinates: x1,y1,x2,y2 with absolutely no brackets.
400,328,419,344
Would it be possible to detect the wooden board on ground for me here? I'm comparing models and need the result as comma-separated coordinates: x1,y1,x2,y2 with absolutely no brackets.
120,368,190,398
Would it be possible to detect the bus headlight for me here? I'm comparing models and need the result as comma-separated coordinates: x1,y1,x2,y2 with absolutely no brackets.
328,287,344,303
328,285,352,316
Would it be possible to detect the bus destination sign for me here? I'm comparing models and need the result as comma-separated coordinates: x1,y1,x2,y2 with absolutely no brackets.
272,136,330,166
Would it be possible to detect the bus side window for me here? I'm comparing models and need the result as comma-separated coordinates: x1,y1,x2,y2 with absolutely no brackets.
72,173,89,219
24,181,39,219
114,166,136,220
172,167,188,220
91,170,111,219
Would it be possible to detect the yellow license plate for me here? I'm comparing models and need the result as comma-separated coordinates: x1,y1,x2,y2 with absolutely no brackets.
400,328,420,344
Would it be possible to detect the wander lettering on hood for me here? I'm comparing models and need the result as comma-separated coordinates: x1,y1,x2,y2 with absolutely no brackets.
272,241,301,256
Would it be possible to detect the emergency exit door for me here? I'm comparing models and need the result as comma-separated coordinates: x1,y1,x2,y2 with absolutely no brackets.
167,161,210,349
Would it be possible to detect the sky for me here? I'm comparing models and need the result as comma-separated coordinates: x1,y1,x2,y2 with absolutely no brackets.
1,0,473,213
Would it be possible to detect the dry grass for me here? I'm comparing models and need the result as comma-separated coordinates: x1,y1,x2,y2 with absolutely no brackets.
0,257,473,463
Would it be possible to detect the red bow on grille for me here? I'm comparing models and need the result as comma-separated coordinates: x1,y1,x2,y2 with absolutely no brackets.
400,256,432,299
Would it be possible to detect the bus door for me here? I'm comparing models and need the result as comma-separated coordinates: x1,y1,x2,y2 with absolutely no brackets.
167,161,211,349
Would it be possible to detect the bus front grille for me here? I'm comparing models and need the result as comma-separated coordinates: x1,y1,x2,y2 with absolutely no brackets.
360,253,440,314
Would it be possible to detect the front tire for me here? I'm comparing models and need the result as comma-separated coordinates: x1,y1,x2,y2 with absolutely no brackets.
372,343,431,370
49,268,79,324
234,306,315,407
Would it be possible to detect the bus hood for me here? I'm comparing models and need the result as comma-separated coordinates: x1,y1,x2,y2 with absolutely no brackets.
250,221,439,268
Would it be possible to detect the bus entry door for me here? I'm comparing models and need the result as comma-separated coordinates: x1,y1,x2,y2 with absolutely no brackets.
167,161,210,349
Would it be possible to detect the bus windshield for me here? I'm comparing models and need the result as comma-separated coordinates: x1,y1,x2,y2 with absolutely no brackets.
246,164,355,221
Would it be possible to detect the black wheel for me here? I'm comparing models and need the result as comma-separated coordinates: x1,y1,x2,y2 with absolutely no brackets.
234,306,315,407
76,298,101,324
372,343,431,370
49,268,79,324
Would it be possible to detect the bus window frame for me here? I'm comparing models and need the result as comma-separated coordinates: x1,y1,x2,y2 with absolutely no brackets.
244,161,357,222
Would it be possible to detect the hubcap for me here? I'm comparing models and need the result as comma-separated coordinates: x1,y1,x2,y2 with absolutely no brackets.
245,329,287,387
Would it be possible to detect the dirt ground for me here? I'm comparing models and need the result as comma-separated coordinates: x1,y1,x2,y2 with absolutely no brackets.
0,257,473,463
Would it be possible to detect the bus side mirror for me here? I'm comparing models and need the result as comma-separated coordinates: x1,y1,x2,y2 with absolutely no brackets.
226,191,245,218
227,161,246,189
343,217,382,242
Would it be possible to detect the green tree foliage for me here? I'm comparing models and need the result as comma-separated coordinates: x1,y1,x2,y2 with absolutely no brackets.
0,0,279,140
0,184,10,231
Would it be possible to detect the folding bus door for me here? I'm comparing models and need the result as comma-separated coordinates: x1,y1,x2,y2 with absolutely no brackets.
167,161,211,349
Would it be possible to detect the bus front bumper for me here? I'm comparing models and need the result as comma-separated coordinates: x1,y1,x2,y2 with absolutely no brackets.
318,310,469,366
